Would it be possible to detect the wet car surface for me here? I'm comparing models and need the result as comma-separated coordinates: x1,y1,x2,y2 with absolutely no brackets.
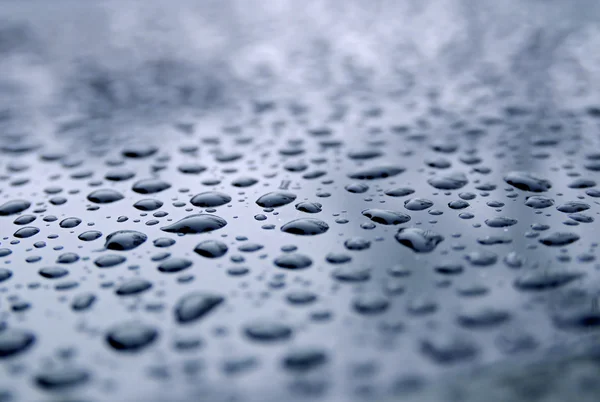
2,1,600,401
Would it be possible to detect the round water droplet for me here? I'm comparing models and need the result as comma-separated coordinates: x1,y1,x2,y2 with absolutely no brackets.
0,328,36,358
385,187,415,197
404,198,434,211
274,254,312,270
157,258,193,273
352,294,390,314
504,171,551,192
14,227,39,238
539,232,580,247
348,166,404,180
295,202,322,213
105,230,147,250
514,271,584,291
160,214,228,234
190,192,232,208
362,209,411,225
39,267,69,279
78,230,102,241
133,199,164,211
0,200,31,216
59,217,82,229
556,201,590,213
484,217,517,228
395,228,443,253
132,179,171,194
427,172,468,190
464,250,498,266
194,240,228,258
106,322,158,352
94,254,126,268
174,292,224,324
115,278,153,296
524,196,554,209
87,189,124,204
244,321,293,342
282,348,328,372
281,218,329,235
256,192,297,208
34,367,90,390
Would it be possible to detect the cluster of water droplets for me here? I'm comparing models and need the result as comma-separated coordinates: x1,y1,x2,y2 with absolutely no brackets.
2,1,600,401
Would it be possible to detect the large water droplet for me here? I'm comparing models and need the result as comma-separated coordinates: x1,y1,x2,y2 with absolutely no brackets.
174,292,224,324
106,322,158,352
281,218,329,235
362,209,411,225
190,192,232,208
160,214,228,234
194,240,228,258
504,171,551,192
256,192,297,208
87,189,124,204
105,230,148,250
0,200,31,216
395,228,444,252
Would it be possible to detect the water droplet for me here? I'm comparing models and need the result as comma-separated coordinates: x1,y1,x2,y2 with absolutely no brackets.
174,292,224,324
106,322,158,352
105,230,147,250
160,214,228,234
385,187,415,197
14,227,39,238
524,196,554,209
59,217,82,229
78,230,102,241
0,328,36,358
87,189,124,204
244,321,293,342
281,218,329,235
132,179,171,194
157,258,193,273
465,250,498,266
504,171,551,192
274,254,312,270
484,216,517,228
39,266,69,279
94,254,126,268
282,348,327,372
539,232,580,247
420,335,478,364
0,200,31,216
514,271,584,291
295,202,322,213
395,228,443,252
556,201,590,213
34,367,90,390
194,240,228,258
71,293,97,311
348,166,404,180
115,278,153,296
362,209,411,225
352,294,390,314
427,172,468,190
190,192,232,208
133,199,164,211
256,192,297,208
404,198,434,211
